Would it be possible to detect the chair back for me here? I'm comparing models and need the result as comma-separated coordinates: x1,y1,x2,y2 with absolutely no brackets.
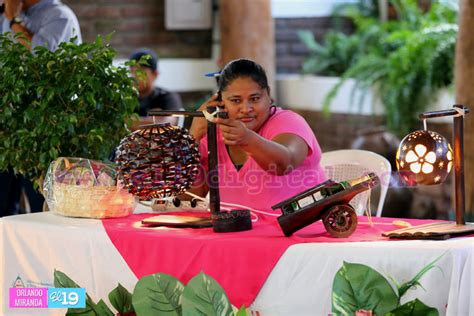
320,149,391,216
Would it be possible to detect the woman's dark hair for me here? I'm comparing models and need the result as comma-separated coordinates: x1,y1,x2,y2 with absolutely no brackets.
217,59,269,93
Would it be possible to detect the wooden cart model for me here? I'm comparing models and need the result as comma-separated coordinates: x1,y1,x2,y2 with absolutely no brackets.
272,172,380,238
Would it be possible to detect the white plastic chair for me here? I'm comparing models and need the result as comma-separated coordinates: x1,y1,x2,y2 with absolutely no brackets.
320,149,391,217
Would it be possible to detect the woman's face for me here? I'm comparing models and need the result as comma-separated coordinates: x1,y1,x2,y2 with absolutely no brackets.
221,76,271,132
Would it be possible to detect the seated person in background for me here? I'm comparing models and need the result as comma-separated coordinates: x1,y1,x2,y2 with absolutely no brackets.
189,58,327,213
129,48,184,129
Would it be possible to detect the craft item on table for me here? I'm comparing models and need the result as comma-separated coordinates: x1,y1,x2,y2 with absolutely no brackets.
141,214,212,228
396,130,452,186
115,123,200,201
385,105,474,239
123,108,252,232
272,173,380,238
43,157,136,218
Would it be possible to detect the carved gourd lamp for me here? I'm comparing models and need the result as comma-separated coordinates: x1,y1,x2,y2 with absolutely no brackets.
384,105,474,239
396,130,453,186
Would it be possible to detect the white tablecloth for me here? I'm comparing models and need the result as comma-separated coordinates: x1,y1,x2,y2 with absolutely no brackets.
1,213,473,315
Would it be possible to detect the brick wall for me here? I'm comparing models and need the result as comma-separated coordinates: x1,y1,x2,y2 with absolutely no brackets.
292,110,385,152
62,0,213,59
63,0,349,74
275,17,353,73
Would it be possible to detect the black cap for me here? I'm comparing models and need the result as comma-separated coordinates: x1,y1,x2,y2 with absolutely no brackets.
129,48,158,71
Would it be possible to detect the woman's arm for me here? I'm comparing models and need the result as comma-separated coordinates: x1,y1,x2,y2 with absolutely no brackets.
215,117,308,175
186,181,209,198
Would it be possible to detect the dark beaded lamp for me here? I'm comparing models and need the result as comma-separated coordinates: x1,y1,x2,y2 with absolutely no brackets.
140,109,253,233
115,123,200,201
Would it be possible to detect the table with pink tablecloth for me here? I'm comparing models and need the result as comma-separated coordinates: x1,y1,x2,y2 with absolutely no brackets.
1,212,473,315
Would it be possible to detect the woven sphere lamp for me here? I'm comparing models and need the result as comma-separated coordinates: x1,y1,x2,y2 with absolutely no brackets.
115,123,200,201
396,130,453,186
145,109,253,233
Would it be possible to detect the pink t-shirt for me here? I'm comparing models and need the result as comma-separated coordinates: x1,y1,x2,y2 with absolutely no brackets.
197,109,327,213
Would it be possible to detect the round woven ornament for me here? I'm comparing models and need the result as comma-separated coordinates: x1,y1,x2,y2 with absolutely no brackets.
115,123,200,200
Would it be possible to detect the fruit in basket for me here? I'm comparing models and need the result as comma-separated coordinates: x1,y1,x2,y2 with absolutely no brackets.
77,170,94,186
53,160,118,187
44,157,136,218
97,171,115,186
64,166,92,186
56,170,76,185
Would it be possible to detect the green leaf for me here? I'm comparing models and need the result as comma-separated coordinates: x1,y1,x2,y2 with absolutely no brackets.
297,30,325,54
398,252,445,298
54,270,101,316
332,262,398,316
181,272,233,316
105,32,115,43
235,305,248,316
65,309,96,316
132,273,184,316
54,270,81,289
385,298,439,316
109,283,134,314
95,299,114,316
46,60,56,72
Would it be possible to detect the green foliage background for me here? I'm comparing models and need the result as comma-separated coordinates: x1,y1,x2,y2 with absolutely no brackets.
0,34,138,186
299,0,458,136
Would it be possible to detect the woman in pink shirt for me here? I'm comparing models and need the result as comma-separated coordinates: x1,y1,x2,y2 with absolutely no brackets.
190,58,326,213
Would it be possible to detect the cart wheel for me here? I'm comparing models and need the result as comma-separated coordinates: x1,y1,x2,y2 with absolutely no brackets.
323,204,358,238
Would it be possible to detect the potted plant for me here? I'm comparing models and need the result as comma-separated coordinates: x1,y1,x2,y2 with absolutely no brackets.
280,0,458,137
0,33,139,188
276,1,384,115
54,270,248,316
52,256,442,315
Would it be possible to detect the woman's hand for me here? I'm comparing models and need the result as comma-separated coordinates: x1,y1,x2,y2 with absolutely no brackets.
214,117,255,146
189,93,222,141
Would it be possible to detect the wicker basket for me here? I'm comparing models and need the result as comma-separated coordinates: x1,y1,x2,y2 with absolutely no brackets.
44,157,136,218
51,183,135,218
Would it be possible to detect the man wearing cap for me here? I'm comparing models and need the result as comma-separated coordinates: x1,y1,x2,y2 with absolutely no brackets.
129,48,184,128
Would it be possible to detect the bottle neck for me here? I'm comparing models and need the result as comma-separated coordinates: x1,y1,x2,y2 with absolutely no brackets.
345,173,375,187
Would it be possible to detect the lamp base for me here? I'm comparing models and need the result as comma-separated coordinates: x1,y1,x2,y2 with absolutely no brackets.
141,215,212,228
140,210,253,232
212,209,252,233
383,222,474,240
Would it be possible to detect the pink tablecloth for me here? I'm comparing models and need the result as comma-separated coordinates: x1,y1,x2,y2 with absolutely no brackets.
101,213,442,307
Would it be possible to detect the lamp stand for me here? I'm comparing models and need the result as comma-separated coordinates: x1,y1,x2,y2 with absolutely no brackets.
384,105,474,239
